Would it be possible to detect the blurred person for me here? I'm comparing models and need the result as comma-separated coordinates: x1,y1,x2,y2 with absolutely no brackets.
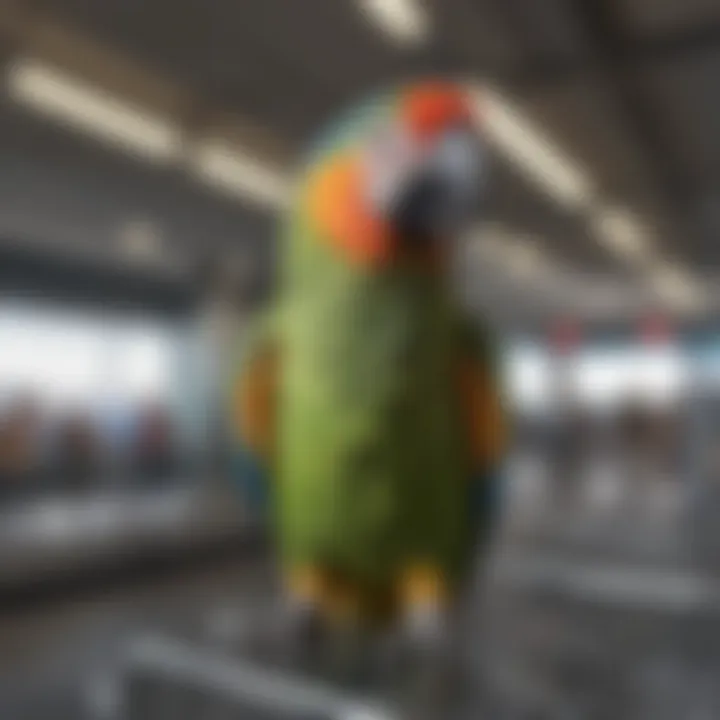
654,406,675,473
0,394,44,499
51,410,104,492
229,81,508,708
549,401,591,514
130,402,180,485
658,407,684,479
618,399,668,513
687,425,720,564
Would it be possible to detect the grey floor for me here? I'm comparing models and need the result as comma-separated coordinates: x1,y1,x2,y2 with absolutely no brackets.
2,466,720,720
0,555,277,720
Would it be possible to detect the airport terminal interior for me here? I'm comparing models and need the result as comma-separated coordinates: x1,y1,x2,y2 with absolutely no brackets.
0,0,720,718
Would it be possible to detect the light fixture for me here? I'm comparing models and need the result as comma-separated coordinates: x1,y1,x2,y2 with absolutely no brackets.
471,85,595,211
468,83,677,281
468,224,554,283
504,238,548,280
357,0,429,45
6,58,182,162
589,205,654,265
651,262,706,314
191,139,292,209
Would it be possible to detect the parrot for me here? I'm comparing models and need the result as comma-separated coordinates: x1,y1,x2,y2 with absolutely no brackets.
229,80,508,694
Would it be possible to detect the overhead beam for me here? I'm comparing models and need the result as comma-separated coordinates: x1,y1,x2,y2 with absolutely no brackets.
566,0,696,219
571,1,689,195
478,0,697,247
500,20,720,90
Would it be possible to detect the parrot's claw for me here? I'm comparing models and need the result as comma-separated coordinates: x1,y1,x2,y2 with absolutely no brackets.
277,600,326,670
405,604,449,651
392,607,469,718
324,624,375,690
240,598,325,673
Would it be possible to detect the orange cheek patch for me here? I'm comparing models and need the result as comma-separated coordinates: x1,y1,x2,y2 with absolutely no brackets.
307,154,393,267
402,83,473,141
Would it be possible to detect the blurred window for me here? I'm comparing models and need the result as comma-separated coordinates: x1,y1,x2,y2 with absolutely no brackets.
571,344,687,411
505,340,689,414
505,342,553,414
0,301,174,409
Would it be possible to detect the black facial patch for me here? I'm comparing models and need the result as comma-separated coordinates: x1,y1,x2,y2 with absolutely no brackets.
392,173,447,246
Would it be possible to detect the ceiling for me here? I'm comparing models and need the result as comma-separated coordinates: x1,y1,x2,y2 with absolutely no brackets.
0,0,719,326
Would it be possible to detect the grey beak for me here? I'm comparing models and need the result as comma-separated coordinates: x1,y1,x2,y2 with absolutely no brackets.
390,129,484,242
391,172,448,244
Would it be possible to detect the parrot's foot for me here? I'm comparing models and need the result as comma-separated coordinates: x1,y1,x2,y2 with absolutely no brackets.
275,598,328,672
396,565,453,671
244,600,376,691
397,651,468,719
240,596,326,675
248,565,334,672
323,622,376,691
392,565,468,717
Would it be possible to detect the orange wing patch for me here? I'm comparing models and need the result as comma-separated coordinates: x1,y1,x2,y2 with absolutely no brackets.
232,347,278,459
458,360,507,468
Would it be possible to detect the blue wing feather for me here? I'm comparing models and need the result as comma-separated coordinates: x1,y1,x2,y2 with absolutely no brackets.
232,444,270,519
469,468,503,546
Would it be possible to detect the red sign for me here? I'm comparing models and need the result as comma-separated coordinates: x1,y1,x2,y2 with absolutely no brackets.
550,319,582,354
640,314,672,345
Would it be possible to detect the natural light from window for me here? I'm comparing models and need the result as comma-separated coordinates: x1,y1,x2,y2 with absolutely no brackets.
0,302,175,409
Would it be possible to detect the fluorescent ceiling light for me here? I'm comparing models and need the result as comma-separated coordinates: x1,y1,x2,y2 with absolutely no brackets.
589,205,654,265
471,85,595,211
7,58,182,162
6,59,292,210
191,140,291,209
357,0,429,45
468,84,667,276
504,239,548,280
651,263,705,314
468,83,708,317
469,224,553,282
